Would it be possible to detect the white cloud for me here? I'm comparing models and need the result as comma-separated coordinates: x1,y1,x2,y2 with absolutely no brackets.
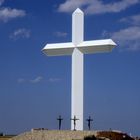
0,0,26,22
58,0,139,15
30,76,43,84
10,28,30,40
113,14,140,51
0,8,26,22
111,26,140,51
58,0,86,13
120,14,140,26
54,31,68,37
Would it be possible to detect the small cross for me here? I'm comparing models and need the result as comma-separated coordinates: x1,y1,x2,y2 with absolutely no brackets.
86,116,93,130
57,115,63,130
71,115,79,131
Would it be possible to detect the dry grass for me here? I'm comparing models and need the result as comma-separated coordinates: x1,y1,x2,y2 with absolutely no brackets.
0,136,14,140
11,130,97,140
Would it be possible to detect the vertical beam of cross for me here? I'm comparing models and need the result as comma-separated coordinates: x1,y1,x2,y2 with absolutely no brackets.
71,8,84,130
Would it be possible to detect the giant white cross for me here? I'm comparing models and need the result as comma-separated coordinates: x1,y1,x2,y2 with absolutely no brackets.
42,8,116,130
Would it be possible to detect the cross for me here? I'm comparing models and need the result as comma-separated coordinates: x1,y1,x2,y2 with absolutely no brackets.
71,115,79,131
57,115,63,130
42,8,116,130
86,116,93,130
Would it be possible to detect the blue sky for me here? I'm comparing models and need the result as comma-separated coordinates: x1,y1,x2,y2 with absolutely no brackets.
0,0,140,136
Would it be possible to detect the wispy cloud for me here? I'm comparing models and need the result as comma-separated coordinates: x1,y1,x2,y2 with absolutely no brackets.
111,26,140,51
10,28,30,40
101,30,110,38
17,78,25,84
109,13,140,52
0,0,26,22
58,0,139,15
17,76,43,84
30,76,43,84
17,76,62,84
0,8,26,22
48,78,61,83
53,31,68,37
102,14,140,52
120,14,140,26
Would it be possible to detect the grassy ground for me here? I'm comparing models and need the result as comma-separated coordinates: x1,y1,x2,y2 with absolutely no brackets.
0,135,15,140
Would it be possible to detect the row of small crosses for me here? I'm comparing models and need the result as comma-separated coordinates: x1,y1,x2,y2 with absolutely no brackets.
57,115,93,131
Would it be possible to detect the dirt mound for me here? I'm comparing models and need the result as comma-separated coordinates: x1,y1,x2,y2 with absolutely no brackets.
10,130,97,140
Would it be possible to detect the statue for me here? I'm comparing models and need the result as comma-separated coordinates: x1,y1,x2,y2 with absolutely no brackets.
57,115,63,130
71,115,79,131
86,116,93,130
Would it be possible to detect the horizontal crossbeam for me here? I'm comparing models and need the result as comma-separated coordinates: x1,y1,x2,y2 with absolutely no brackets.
42,39,116,56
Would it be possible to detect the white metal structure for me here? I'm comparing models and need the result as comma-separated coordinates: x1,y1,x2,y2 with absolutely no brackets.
42,8,116,130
